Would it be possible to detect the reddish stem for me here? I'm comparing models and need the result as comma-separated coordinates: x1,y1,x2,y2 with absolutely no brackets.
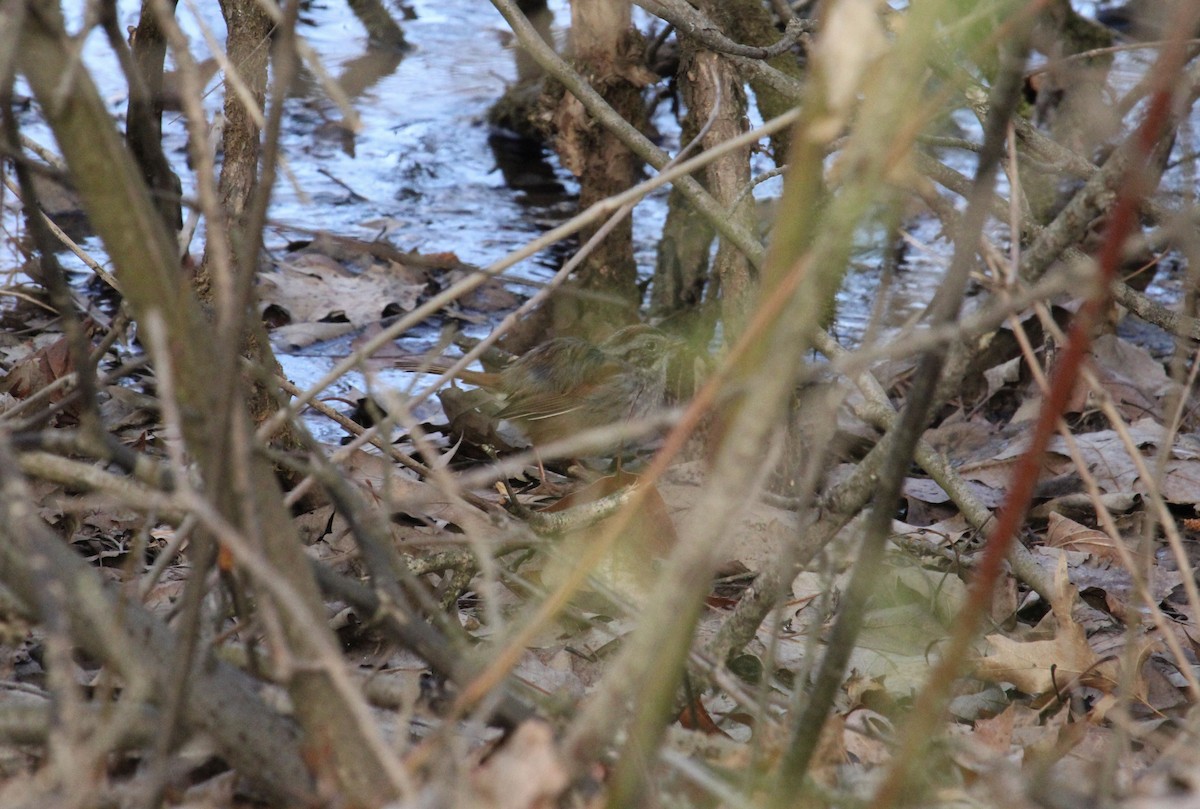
866,35,1186,809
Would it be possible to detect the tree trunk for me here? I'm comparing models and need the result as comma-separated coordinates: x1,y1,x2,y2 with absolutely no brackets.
678,44,755,339
550,0,648,338
713,0,804,163
125,0,184,233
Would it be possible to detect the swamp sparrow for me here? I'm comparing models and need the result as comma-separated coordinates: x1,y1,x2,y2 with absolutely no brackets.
396,325,685,453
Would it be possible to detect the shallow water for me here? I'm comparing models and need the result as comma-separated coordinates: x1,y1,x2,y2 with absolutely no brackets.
5,0,586,439
2,0,1192,440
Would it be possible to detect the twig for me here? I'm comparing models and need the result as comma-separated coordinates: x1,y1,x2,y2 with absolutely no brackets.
490,0,769,266
0,436,315,804
772,34,1033,797
256,103,798,442
868,11,1198,803
0,173,120,292
637,0,811,59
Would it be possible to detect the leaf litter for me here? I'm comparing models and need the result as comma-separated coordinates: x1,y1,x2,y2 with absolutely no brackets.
4,37,1200,809
5,274,1200,805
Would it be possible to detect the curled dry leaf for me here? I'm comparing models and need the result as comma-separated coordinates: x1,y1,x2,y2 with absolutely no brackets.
843,708,892,768
468,721,568,809
1045,512,1121,562
975,552,1109,697
1087,334,1176,422
1,335,73,402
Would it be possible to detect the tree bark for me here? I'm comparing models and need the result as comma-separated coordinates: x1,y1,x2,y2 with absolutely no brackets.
125,0,184,232
711,0,803,163
550,0,648,338
678,44,755,339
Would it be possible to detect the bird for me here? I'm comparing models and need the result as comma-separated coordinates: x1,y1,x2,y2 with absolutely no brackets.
395,325,684,460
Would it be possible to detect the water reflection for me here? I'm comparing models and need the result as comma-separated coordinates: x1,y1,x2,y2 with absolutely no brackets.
309,47,408,157
487,133,566,206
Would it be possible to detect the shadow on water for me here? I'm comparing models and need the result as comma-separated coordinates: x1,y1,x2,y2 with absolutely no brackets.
293,47,407,159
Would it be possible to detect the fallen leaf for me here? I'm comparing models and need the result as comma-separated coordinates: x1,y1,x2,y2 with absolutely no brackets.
469,721,568,809
2,335,73,401
1045,512,1121,562
259,252,426,327
975,552,1102,696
